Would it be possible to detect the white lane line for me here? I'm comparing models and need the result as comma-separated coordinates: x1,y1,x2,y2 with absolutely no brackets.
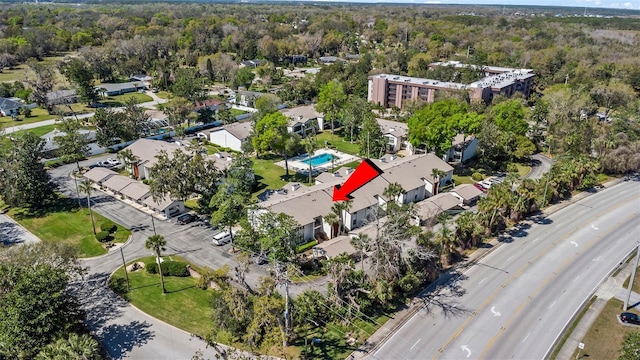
549,300,557,309
522,332,531,343
532,237,540,243
410,338,421,351
507,255,515,262
574,275,581,283
479,277,487,285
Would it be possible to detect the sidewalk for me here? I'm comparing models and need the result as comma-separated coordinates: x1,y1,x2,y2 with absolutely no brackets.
349,177,626,359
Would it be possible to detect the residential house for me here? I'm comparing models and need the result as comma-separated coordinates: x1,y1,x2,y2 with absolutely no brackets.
253,153,454,241
122,138,182,180
208,121,252,152
83,167,118,185
280,105,324,137
442,134,478,163
318,56,341,65
450,184,484,206
40,129,99,159
143,193,185,218
194,98,227,113
129,74,153,89
236,91,279,108
377,118,411,153
239,59,264,68
97,82,145,97
206,151,235,172
0,97,24,117
414,192,463,227
280,55,307,66
46,89,78,105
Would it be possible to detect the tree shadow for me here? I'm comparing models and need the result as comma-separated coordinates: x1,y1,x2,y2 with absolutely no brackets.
70,272,130,331
167,284,197,294
416,269,472,319
100,320,155,359
498,222,531,243
0,221,29,246
12,195,79,219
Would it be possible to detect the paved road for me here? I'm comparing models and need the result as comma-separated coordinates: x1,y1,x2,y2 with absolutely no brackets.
527,153,553,180
51,158,268,359
372,179,640,360
0,213,41,246
3,91,168,134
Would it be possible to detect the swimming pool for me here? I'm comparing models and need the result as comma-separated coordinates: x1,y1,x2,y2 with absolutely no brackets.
301,153,335,166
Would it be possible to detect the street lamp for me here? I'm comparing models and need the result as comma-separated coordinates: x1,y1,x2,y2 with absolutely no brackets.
624,242,640,311
150,213,157,235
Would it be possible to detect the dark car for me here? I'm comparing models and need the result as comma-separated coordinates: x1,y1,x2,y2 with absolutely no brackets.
177,213,196,225
620,312,640,325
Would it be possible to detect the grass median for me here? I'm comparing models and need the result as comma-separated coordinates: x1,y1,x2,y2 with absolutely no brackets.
4,195,130,258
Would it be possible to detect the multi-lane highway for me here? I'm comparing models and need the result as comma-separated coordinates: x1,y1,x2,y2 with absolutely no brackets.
373,179,640,359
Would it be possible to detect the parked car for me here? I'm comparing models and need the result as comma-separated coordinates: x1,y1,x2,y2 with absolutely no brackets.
152,87,159,93
177,213,196,225
620,312,640,325
105,158,121,166
473,183,487,193
212,231,233,246
478,180,493,189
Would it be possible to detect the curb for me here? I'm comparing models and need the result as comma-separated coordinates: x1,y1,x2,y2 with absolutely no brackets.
79,234,135,262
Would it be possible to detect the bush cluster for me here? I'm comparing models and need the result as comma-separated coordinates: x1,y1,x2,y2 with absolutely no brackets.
101,221,117,233
471,172,483,181
95,231,111,242
145,260,190,277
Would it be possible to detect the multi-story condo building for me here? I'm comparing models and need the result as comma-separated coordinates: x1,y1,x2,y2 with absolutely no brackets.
368,61,535,109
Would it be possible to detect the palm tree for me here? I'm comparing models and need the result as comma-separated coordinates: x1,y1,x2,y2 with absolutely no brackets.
78,179,96,235
430,168,447,195
36,333,101,360
304,136,319,185
436,218,456,268
117,148,139,177
331,200,353,236
145,234,167,294
455,211,476,249
323,212,339,238
383,182,404,206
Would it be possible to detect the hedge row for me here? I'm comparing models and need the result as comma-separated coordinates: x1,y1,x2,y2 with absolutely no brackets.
145,260,190,277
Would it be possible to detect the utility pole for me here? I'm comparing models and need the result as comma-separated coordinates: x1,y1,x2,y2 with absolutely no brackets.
565,73,569,85
624,242,640,311
275,262,291,348
150,213,157,235
542,141,553,209
120,247,130,291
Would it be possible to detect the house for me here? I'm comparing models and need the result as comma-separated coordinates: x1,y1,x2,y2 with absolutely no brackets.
97,82,145,97
414,192,463,227
280,105,324,137
236,91,279,108
143,193,185,218
253,153,454,241
377,118,411,153
194,98,227,113
129,74,153,89
239,59,264,68
442,135,478,163
120,182,152,203
46,89,78,105
318,56,341,65
208,121,252,152
450,184,484,206
40,129,99,158
280,55,307,66
0,97,24,117
83,167,118,185
206,151,235,172
122,138,182,180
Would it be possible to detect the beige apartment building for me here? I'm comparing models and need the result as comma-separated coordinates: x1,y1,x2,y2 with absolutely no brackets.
368,61,535,109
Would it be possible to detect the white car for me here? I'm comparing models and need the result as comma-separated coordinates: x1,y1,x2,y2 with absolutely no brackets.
478,180,493,189
212,231,233,246
105,158,121,167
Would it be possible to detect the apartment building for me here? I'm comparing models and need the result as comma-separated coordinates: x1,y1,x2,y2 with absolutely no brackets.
368,61,535,109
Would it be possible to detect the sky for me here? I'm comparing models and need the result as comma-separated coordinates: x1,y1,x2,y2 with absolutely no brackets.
341,0,640,10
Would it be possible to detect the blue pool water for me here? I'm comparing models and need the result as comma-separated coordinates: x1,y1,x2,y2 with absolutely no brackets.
302,153,335,166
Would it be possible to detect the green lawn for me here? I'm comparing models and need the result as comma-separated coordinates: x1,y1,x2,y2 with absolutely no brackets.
0,107,57,126
251,157,308,198
184,198,199,210
6,196,131,258
155,91,171,99
109,256,214,338
515,163,532,178
229,109,247,117
100,92,154,107
0,54,69,83
315,131,360,155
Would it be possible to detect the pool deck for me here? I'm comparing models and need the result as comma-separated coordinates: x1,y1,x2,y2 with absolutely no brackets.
277,148,359,175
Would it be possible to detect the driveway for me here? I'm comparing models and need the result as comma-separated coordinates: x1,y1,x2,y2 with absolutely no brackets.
0,213,41,246
50,159,269,358
527,153,553,180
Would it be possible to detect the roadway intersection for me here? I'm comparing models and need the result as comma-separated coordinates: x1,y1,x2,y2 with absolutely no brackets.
372,179,640,359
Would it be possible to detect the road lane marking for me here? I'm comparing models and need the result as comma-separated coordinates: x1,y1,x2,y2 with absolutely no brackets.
434,195,640,359
410,338,421,351
491,306,501,317
507,255,515,262
532,237,540,243
593,256,602,262
549,300,557,309
522,332,531,343
479,277,487,285
591,224,599,230
570,241,579,247
573,275,581,283
461,345,472,358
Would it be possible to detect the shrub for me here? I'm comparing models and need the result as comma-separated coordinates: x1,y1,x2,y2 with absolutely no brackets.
101,221,117,233
296,240,318,253
96,231,110,242
471,172,483,181
507,163,518,174
146,260,190,277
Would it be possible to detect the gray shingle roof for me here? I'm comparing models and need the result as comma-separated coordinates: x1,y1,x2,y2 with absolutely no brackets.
102,175,137,192
84,167,118,184
123,139,182,168
212,121,252,141
120,182,151,201
0,97,22,111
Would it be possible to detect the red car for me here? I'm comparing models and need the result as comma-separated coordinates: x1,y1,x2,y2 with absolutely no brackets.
473,183,488,193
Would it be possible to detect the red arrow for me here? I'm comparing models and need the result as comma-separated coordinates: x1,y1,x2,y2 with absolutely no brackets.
332,159,383,201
